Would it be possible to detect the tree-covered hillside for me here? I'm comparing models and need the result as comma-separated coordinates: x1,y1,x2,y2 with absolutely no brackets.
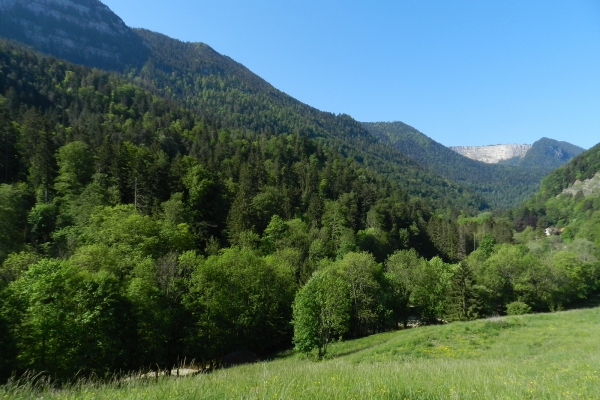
125,29,486,212
0,0,490,212
1,0,599,387
0,39,488,381
500,137,584,169
0,27,598,388
362,121,552,208
510,142,600,235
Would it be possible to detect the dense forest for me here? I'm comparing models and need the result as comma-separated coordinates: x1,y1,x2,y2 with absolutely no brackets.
0,39,486,381
124,30,487,212
0,29,599,386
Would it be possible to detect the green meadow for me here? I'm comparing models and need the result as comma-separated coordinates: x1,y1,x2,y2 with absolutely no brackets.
3,307,600,399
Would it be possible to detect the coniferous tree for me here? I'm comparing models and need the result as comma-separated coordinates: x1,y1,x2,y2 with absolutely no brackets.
446,262,481,321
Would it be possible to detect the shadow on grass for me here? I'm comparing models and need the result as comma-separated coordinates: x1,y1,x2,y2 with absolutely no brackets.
569,293,600,309
323,331,403,360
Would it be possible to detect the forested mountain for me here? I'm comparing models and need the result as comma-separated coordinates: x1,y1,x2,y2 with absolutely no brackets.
504,137,585,169
0,0,486,212
126,29,486,212
362,121,553,208
510,142,600,233
0,39,493,380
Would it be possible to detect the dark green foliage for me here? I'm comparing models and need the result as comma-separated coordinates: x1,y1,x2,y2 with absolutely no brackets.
126,30,487,213
0,184,28,264
446,262,481,321
186,248,295,360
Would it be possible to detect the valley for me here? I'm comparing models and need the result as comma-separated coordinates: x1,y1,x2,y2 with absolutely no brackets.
0,0,599,397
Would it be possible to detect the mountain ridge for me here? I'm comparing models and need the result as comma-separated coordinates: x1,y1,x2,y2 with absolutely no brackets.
0,0,489,212
362,121,553,208
0,0,149,70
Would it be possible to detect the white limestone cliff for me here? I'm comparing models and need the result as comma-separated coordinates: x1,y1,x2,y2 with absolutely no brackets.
450,144,532,164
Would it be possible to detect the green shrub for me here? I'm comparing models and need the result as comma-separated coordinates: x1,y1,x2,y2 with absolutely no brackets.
505,301,532,315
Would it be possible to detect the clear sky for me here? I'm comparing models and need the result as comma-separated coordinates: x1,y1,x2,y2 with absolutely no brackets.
100,0,600,149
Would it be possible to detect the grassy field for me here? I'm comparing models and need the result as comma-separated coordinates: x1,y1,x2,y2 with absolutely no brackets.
3,307,600,399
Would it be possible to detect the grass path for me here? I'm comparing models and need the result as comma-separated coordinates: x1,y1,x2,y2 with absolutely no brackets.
3,307,600,399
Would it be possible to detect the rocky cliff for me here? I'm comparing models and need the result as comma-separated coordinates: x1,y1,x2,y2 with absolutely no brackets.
561,172,600,198
450,144,532,164
0,0,148,70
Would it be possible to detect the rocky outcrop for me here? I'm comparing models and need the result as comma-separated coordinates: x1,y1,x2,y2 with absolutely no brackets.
450,144,532,164
0,0,149,71
561,172,600,198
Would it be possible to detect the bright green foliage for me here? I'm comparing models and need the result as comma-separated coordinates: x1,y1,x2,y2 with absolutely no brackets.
384,249,423,327
474,244,532,310
186,247,295,360
1,31,600,384
0,251,41,284
505,301,532,315
478,233,495,256
292,269,350,357
27,202,57,250
333,252,381,336
410,257,454,322
54,141,94,196
548,251,591,306
5,259,136,379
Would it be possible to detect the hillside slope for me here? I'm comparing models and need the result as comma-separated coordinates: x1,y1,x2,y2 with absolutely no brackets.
515,137,585,169
528,142,600,204
128,29,486,211
0,0,487,212
362,121,550,208
510,141,600,241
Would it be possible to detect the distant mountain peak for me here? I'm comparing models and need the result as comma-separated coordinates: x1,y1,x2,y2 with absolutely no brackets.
0,0,149,70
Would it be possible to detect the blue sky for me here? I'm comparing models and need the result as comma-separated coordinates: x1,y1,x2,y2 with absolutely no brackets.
101,0,600,149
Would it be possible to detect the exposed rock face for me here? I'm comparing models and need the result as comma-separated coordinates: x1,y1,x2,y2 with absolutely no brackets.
0,0,149,70
450,144,532,164
561,172,600,198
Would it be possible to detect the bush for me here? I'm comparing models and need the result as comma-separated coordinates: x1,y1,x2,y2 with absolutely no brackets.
505,301,532,315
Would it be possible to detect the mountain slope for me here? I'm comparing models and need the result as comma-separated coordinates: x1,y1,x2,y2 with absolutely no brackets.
130,29,487,211
361,121,550,208
0,1,488,212
510,141,600,238
515,137,585,169
527,142,600,204
0,0,149,70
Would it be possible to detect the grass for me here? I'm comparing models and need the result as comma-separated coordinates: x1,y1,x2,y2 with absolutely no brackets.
2,307,600,399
